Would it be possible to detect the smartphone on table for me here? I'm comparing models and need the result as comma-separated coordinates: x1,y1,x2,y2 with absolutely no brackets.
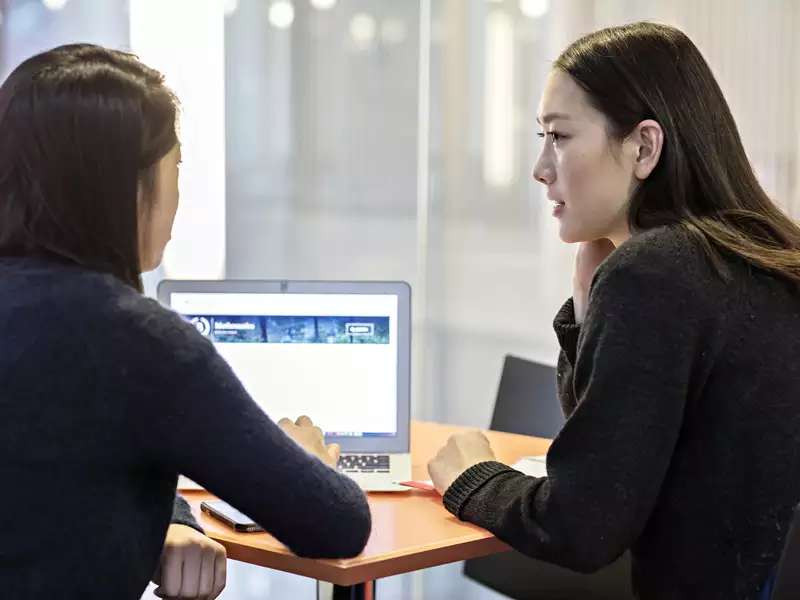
200,500,264,533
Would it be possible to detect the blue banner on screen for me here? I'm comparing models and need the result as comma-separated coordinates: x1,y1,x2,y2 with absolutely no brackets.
185,315,390,345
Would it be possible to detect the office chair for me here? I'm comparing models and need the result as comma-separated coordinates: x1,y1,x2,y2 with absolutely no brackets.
463,354,634,600
771,502,800,600
488,354,564,439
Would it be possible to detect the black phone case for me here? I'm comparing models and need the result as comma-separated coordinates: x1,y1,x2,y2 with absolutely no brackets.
200,501,263,533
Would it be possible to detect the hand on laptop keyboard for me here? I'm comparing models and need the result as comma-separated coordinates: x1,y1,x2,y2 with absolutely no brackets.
278,415,341,469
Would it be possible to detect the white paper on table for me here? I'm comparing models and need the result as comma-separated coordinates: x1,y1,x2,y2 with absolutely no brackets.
509,454,548,478
178,475,204,490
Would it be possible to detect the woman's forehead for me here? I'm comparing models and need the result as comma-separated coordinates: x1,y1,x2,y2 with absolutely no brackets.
537,70,597,124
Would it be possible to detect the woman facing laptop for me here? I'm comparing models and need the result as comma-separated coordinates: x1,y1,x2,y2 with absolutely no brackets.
0,44,370,600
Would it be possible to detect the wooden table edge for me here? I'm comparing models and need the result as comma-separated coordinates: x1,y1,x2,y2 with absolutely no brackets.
218,534,512,586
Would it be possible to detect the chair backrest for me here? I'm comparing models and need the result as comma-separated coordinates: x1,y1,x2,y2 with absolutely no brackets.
771,502,800,600
489,354,564,439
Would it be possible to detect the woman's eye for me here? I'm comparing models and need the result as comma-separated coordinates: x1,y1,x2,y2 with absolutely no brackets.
536,132,563,143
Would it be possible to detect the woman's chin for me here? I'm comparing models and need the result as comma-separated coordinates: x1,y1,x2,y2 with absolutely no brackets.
140,257,161,274
558,225,587,244
558,221,604,244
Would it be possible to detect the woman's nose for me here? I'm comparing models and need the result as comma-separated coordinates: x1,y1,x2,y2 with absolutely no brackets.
533,159,554,185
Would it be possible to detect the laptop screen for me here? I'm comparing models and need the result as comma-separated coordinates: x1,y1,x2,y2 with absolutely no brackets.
168,291,399,438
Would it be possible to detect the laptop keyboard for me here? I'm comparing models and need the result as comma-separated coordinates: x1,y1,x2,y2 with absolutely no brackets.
338,454,391,473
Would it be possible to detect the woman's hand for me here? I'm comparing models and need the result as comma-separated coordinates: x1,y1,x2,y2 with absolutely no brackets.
573,238,616,323
427,431,497,494
278,415,341,469
153,524,227,599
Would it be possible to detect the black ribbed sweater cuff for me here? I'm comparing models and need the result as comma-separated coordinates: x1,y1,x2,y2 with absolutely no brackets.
443,461,517,519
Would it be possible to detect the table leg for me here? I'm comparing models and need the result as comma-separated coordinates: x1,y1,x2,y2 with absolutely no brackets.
316,580,376,600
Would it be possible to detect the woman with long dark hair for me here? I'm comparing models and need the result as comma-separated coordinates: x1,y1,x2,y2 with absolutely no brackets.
0,44,370,599
429,22,800,600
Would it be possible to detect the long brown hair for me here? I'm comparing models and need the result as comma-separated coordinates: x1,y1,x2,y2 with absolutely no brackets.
0,43,178,292
555,22,800,284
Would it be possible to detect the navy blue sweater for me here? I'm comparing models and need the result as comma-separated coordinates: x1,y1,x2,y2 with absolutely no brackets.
0,257,371,599
444,226,800,600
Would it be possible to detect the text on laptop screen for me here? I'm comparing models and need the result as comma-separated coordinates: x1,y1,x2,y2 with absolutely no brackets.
170,292,398,437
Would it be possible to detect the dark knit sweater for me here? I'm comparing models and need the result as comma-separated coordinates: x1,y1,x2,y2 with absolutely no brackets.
0,257,371,600
171,494,203,532
444,226,800,600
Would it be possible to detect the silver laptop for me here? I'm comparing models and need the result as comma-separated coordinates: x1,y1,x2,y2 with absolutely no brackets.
158,279,412,492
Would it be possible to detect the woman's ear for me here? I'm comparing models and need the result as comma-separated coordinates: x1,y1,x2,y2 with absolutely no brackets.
631,119,664,181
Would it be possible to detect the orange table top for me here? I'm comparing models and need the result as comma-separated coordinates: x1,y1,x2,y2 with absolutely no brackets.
182,420,551,586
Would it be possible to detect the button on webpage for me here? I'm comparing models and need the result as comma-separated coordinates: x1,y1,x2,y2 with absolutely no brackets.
345,323,375,336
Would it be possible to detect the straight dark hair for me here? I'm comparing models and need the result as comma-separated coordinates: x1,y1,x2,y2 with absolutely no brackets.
555,22,800,284
0,43,178,292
